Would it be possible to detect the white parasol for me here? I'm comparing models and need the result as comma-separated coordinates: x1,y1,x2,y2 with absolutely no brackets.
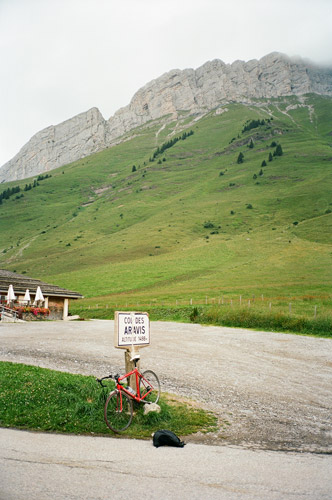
34,286,44,304
23,289,31,303
6,284,16,304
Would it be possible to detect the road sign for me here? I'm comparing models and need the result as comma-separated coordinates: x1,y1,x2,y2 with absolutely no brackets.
114,311,150,348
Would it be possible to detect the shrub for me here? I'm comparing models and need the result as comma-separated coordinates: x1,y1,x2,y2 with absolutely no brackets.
189,307,200,322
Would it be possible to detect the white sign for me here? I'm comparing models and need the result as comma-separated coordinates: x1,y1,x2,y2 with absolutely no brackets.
114,311,150,348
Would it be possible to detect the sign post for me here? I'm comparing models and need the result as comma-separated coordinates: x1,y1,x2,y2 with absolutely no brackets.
114,311,150,390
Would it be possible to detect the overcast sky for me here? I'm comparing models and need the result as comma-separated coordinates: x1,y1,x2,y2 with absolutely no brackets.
0,0,331,168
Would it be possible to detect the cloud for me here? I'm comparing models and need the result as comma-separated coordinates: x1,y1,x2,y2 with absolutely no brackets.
0,0,331,167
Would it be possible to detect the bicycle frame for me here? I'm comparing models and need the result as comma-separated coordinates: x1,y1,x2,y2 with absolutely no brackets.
117,367,154,403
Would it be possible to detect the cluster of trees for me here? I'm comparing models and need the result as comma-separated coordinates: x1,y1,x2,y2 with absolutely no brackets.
262,142,283,166
242,118,271,134
150,130,194,161
37,173,52,181
237,141,283,168
23,173,52,192
0,172,52,206
0,185,21,205
253,143,284,179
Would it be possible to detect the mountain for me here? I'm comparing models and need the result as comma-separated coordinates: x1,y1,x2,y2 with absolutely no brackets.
1,90,332,304
1,52,332,183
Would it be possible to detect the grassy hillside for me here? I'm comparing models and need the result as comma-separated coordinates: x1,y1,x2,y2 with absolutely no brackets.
1,94,332,313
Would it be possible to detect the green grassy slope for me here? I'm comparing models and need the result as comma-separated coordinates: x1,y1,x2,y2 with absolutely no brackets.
1,94,332,305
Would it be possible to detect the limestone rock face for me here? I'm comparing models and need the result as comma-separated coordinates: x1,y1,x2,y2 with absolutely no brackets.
106,53,332,140
0,107,108,183
1,52,332,182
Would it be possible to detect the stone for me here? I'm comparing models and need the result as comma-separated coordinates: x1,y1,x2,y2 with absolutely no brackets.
143,403,161,415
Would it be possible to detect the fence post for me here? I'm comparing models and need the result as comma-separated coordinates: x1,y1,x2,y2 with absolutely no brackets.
206,296,208,305
240,295,242,305
230,299,233,307
248,299,250,308
314,305,317,318
289,303,292,314
269,302,271,311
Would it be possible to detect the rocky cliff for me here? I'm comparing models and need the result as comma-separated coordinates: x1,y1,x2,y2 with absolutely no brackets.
1,52,332,183
0,107,108,183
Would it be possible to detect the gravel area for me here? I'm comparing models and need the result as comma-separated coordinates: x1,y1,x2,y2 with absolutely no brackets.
0,319,331,453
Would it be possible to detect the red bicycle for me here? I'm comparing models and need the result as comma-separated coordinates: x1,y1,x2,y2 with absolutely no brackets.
97,360,160,433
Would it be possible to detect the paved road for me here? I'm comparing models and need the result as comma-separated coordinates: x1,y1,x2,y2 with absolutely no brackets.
1,320,332,499
1,428,332,500
1,320,331,452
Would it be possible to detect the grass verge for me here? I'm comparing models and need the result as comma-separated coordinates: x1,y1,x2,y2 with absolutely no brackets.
71,304,332,337
0,362,217,438
193,307,332,337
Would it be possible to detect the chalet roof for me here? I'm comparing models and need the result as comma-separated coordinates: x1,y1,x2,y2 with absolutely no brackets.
0,270,83,299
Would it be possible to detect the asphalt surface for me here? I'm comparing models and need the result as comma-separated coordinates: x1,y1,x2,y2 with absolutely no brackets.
1,428,332,500
1,320,332,499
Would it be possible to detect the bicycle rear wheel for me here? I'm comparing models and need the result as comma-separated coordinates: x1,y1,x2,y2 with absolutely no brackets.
104,390,133,433
139,370,160,404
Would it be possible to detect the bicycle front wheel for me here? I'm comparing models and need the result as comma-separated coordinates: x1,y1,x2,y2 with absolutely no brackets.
104,390,133,433
139,370,160,404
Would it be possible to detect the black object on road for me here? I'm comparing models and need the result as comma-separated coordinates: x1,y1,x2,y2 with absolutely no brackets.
153,430,185,448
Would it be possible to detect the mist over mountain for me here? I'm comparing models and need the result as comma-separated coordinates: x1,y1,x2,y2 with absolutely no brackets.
1,52,331,183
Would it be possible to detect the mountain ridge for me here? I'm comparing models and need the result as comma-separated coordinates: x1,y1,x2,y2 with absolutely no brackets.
1,52,332,183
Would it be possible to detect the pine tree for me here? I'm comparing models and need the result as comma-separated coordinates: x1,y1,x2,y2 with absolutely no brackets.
261,160,267,167
237,152,244,164
275,144,283,156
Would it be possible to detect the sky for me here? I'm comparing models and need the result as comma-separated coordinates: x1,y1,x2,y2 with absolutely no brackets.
0,0,331,168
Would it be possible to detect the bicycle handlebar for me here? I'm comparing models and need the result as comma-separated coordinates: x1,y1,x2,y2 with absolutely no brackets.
96,374,121,387
96,375,113,387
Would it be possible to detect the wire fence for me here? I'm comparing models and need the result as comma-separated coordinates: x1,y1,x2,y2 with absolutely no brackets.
77,294,328,319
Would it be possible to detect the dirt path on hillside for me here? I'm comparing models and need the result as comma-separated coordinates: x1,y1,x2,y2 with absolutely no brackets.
0,320,331,453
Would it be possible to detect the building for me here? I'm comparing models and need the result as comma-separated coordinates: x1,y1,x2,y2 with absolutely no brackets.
0,269,83,320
